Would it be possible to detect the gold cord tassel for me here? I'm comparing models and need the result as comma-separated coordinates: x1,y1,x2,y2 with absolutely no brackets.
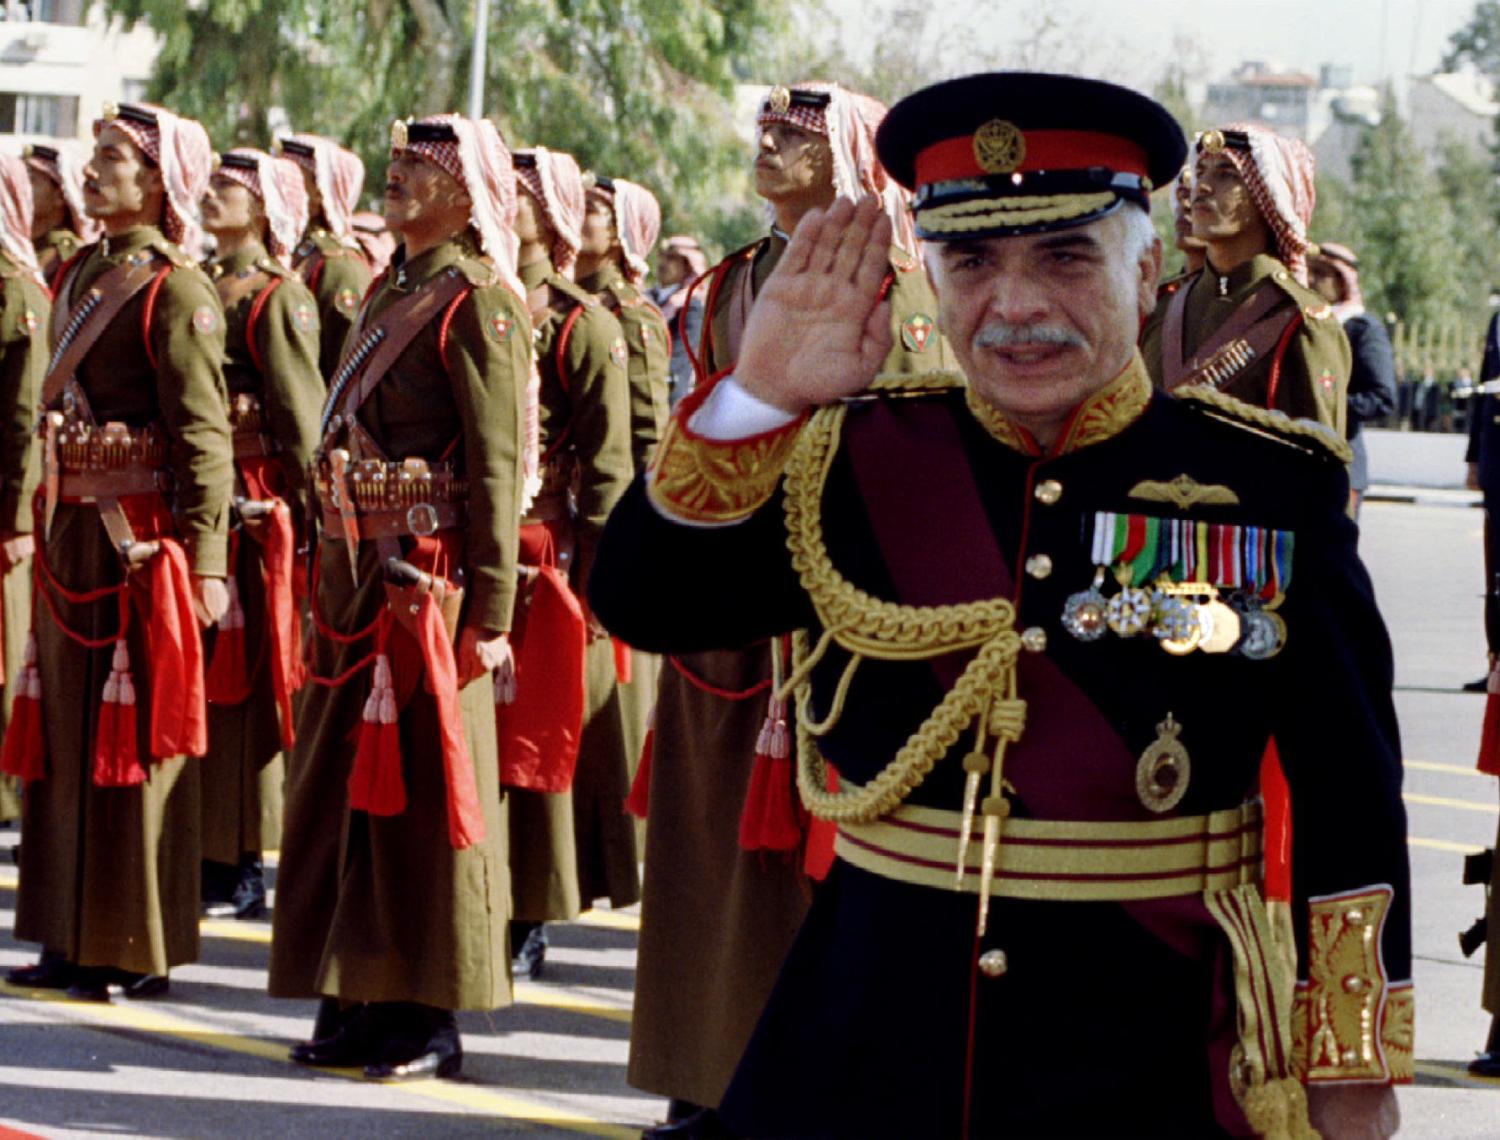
975,679,1025,936
955,724,989,888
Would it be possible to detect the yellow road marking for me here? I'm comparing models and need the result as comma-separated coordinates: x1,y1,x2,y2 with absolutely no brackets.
576,911,640,933
1403,792,1498,814
1413,1060,1500,1089
1404,759,1495,779
0,980,637,1138
1408,836,1487,854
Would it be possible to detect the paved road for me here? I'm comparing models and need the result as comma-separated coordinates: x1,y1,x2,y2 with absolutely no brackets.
0,498,1497,1137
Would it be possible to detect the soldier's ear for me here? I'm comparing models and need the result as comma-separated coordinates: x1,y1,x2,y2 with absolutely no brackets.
139,162,165,198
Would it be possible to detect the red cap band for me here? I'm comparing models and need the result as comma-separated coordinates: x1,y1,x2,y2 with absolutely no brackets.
914,130,1150,187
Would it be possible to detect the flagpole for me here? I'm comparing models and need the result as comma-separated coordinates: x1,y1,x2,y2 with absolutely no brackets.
468,0,490,119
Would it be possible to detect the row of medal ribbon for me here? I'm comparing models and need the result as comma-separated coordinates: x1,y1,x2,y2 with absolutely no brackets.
1060,512,1294,659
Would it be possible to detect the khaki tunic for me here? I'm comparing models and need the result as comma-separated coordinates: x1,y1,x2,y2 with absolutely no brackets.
292,229,372,380
1140,254,1352,433
0,254,47,821
36,228,82,293
508,257,634,921
15,225,232,975
199,243,323,863
627,234,953,1106
269,236,527,1010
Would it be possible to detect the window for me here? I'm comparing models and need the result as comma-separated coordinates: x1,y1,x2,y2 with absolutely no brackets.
0,92,80,136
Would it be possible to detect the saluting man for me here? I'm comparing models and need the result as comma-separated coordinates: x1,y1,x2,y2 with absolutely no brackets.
275,134,373,378
270,112,531,1082
197,148,324,920
623,81,952,1138
3,102,233,1001
593,73,1410,1139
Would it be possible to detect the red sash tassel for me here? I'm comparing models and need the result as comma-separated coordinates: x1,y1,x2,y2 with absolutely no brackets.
738,695,803,852
0,633,44,781
348,638,406,817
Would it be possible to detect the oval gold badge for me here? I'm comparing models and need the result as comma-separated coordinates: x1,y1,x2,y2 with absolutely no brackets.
767,85,792,114
1199,128,1226,154
973,119,1026,175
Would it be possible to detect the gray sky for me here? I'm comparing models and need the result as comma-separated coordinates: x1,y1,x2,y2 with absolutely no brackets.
819,0,1485,92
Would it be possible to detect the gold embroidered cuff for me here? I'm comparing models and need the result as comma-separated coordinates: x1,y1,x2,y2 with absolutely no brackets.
645,380,805,526
1290,886,1413,1084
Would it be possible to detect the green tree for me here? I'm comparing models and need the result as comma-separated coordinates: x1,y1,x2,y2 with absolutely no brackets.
1342,93,1464,330
1432,135,1500,332
1443,0,1500,74
99,0,797,258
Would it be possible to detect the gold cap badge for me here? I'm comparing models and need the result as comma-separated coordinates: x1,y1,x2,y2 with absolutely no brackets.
973,119,1026,175
390,118,409,150
767,85,792,114
269,138,283,157
1199,129,1226,154
101,101,119,122
211,153,222,172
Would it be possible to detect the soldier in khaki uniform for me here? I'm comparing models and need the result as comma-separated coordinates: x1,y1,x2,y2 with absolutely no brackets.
1140,125,1351,431
22,143,97,291
626,82,953,1136
272,113,530,1081
0,157,48,825
504,146,633,978
198,148,324,919
3,102,232,1001
275,134,372,378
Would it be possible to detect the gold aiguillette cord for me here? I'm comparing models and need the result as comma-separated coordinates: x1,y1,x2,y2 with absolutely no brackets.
956,670,1025,936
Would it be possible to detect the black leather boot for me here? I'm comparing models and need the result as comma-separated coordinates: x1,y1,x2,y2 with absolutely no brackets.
5,948,74,989
511,921,548,979
364,1003,462,1081
290,1002,388,1067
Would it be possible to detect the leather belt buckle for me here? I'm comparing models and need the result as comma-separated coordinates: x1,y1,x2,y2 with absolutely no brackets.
407,502,439,536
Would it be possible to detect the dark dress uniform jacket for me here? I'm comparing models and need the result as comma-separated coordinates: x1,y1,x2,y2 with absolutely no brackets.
591,362,1411,1137
1343,311,1396,493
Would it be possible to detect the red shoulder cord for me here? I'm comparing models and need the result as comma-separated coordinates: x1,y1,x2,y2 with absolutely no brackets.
690,247,757,382
33,546,127,649
140,266,173,373
305,253,326,295
1263,310,1307,411
301,547,385,688
666,653,774,701
48,249,88,304
244,276,286,377
540,303,587,464
436,285,477,464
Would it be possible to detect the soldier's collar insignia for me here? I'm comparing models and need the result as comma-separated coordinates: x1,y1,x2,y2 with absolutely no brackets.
972,119,1025,175
767,85,792,114
1127,474,1241,511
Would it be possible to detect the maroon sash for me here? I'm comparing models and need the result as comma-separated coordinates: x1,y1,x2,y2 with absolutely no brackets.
841,396,1145,822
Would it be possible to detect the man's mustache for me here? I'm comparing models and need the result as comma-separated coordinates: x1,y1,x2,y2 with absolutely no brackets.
974,322,1085,349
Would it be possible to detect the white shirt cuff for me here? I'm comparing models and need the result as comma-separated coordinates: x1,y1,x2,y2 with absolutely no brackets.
688,375,800,440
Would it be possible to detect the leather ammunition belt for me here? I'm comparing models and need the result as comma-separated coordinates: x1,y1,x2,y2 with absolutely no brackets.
53,418,168,472
835,799,1262,902
315,455,468,542
319,499,465,541
59,465,164,501
230,393,278,458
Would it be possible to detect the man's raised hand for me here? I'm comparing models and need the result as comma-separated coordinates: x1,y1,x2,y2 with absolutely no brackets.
734,197,895,415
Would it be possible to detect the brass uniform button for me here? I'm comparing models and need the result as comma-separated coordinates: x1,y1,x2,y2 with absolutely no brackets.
1021,627,1047,653
1034,479,1063,505
1024,554,1053,580
978,949,1008,977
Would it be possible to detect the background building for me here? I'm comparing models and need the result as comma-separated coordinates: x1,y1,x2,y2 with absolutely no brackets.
0,0,157,147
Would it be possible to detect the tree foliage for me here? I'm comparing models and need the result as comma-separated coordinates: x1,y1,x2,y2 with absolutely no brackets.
99,0,795,256
1443,0,1500,74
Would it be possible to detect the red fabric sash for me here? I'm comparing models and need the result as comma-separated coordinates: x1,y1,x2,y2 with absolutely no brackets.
244,457,302,747
134,528,208,760
496,521,587,793
343,531,485,848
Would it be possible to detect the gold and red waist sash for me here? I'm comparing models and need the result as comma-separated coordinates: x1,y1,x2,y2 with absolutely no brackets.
835,797,1263,902
314,454,467,542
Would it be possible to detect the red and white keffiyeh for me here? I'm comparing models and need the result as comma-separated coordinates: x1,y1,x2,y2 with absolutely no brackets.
281,133,365,244
23,142,99,243
757,81,916,256
217,148,310,266
593,178,661,285
513,146,584,277
663,233,707,280
0,154,41,282
95,103,214,255
1316,240,1365,321
1214,123,1316,286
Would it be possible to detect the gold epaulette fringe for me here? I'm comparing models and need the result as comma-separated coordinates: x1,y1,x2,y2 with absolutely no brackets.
1176,385,1354,464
